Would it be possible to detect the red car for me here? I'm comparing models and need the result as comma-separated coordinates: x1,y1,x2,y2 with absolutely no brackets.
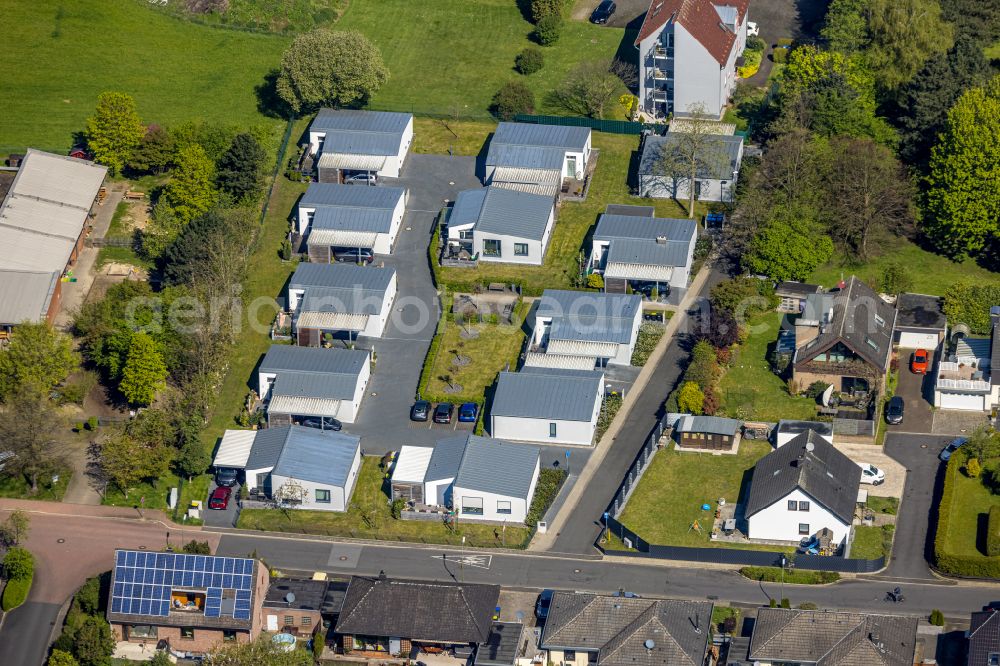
208,486,232,510
911,349,929,374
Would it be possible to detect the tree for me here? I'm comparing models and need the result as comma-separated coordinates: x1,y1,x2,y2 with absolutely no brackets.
0,392,67,492
821,0,869,52
491,81,535,120
654,104,730,218
701,307,741,349
746,213,834,281
823,136,913,260
685,340,720,391
98,429,172,498
128,124,174,175
534,14,562,45
48,650,79,666
0,321,78,401
73,616,114,666
175,440,211,480
962,427,1000,464
276,29,389,113
160,144,216,231
925,75,1000,257
515,47,545,75
3,547,34,580
530,0,564,22
677,381,705,415
876,261,914,294
863,0,954,93
939,0,1000,45
148,653,172,666
204,637,313,666
551,60,632,119
85,92,144,176
216,132,267,201
967,457,982,478
119,332,168,406
0,510,31,547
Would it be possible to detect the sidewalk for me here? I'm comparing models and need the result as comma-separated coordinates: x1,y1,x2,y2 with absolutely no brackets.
0,497,188,527
529,261,715,551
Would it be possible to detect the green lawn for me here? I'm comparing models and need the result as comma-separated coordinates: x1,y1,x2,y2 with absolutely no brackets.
810,238,1000,296
739,566,840,585
435,132,705,295
424,315,526,403
719,312,818,421
938,459,1000,561
238,457,533,548
0,469,70,502
412,118,495,157
617,440,775,548
848,525,893,560
0,0,288,154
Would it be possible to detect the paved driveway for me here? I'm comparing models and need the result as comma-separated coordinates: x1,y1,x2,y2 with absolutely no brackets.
833,441,905,498
201,481,240,528
887,350,936,434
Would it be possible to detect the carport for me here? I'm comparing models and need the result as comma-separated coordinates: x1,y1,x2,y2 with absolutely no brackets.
213,429,255,474
317,153,385,185
267,394,343,428
295,311,369,347
306,229,379,264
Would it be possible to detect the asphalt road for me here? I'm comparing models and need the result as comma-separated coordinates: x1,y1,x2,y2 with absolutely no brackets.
0,601,62,666
549,264,729,554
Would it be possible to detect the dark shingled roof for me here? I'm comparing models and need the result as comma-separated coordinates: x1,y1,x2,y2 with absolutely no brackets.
968,609,1000,666
475,622,524,666
745,431,861,524
776,281,822,299
335,575,500,644
540,593,713,666
749,608,917,666
895,293,946,331
264,578,329,611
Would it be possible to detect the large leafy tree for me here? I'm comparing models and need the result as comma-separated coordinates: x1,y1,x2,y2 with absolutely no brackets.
72,616,115,666
276,29,389,113
0,322,78,401
119,332,168,406
746,211,834,281
940,0,1000,46
821,0,869,53
0,392,67,493
99,429,172,498
85,92,144,176
551,59,632,119
864,0,953,93
216,132,267,202
924,75,1000,258
653,104,729,218
128,124,175,175
161,143,216,230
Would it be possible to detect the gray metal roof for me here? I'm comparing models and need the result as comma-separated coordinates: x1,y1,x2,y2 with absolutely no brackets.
245,426,291,470
448,188,489,229
594,214,696,244
605,238,691,268
486,144,566,170
0,269,58,325
473,187,554,241
491,122,591,152
291,264,394,315
425,434,467,482
775,281,822,299
260,345,370,376
271,426,360,488
270,370,359,401
895,292,946,331
745,431,862,524
676,415,739,436
311,207,394,234
492,369,603,422
537,290,641,345
453,435,540,500
993,322,1000,388
311,110,411,157
638,133,743,180
300,183,404,209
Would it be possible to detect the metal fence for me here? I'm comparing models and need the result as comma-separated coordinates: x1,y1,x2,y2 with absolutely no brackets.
606,416,668,519
513,114,663,136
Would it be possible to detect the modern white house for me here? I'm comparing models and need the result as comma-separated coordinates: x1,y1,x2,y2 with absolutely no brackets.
288,263,397,342
634,0,750,119
445,187,556,265
297,183,407,257
774,420,833,448
894,293,947,350
257,345,371,425
933,309,1000,412
490,367,605,446
213,425,362,512
527,289,642,368
390,435,541,523
637,132,745,203
308,109,413,180
484,123,592,197
744,431,861,546
589,206,698,305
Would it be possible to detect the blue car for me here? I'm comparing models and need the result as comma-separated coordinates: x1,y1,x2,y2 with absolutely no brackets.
458,402,478,422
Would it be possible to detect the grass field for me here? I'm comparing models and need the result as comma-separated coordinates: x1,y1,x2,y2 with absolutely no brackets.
238,457,533,548
938,460,1000,561
412,118,496,156
424,317,526,403
810,238,1000,296
1,0,288,154
719,312,819,422
848,524,893,560
0,469,70,502
617,440,774,548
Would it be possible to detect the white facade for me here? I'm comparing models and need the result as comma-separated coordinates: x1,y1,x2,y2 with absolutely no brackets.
453,458,540,523
309,116,413,179
896,331,941,350
746,487,851,546
560,136,592,179
296,190,407,253
935,389,995,412
268,446,362,512
289,273,397,339
531,308,641,366
775,430,834,449
491,410,600,447
639,169,738,203
475,212,555,266
257,357,371,424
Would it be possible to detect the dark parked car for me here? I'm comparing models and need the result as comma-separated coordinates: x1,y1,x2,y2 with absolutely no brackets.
208,485,232,510
535,589,554,620
214,467,239,488
590,0,616,24
300,417,343,431
458,402,478,423
411,400,431,422
433,402,454,424
885,395,904,425
332,247,375,264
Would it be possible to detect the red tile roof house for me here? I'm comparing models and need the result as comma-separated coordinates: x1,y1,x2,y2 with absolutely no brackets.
635,0,751,120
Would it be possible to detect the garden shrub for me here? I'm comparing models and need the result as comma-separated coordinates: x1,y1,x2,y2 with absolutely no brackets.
773,47,789,64
515,47,545,75
586,273,605,289
776,37,794,47
492,81,535,120
746,35,766,51
967,457,983,478
929,609,945,626
988,506,1000,556
525,468,566,526
534,14,562,46
530,0,564,23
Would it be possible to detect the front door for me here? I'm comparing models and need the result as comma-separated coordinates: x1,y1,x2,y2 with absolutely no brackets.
566,155,578,178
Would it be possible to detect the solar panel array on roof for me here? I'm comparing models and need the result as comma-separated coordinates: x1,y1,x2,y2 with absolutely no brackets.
111,550,255,620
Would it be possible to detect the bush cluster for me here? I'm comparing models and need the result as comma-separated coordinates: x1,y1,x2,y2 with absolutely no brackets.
492,81,535,121
935,457,1000,577
534,14,562,46
516,47,545,75
525,468,567,526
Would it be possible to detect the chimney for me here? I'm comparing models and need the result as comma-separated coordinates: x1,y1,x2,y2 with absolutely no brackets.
655,235,667,244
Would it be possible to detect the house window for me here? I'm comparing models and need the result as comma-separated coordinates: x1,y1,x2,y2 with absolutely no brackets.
315,489,331,503
223,630,237,642
459,230,473,240
497,501,512,515
787,500,797,511
284,615,295,627
549,423,558,438
514,243,529,256
799,501,810,512
564,651,577,662
462,496,484,515
798,523,810,536
302,616,312,627
483,239,502,257
181,627,195,640
128,625,157,640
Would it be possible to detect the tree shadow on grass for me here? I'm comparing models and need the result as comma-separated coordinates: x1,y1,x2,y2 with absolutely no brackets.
255,69,293,120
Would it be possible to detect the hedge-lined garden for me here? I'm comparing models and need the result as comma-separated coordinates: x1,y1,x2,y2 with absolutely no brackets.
934,444,1000,578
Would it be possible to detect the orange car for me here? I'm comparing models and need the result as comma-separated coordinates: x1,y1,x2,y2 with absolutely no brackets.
911,349,929,374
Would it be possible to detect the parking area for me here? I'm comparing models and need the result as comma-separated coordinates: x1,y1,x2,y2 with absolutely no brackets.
201,480,240,528
888,349,936,434
834,441,906,498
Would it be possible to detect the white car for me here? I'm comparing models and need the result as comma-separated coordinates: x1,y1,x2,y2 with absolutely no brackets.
747,21,760,37
858,463,885,486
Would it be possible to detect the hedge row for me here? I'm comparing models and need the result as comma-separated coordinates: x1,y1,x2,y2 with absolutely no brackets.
1,572,32,612
989,506,1000,556
934,456,1000,578
739,566,840,585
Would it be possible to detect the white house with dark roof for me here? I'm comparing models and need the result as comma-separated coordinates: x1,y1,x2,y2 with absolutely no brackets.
297,183,407,256
445,186,556,265
390,435,541,523
490,367,605,446
309,109,413,180
288,263,397,341
485,123,592,197
637,132,744,202
257,345,371,425
528,290,642,368
744,431,862,546
589,206,698,305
